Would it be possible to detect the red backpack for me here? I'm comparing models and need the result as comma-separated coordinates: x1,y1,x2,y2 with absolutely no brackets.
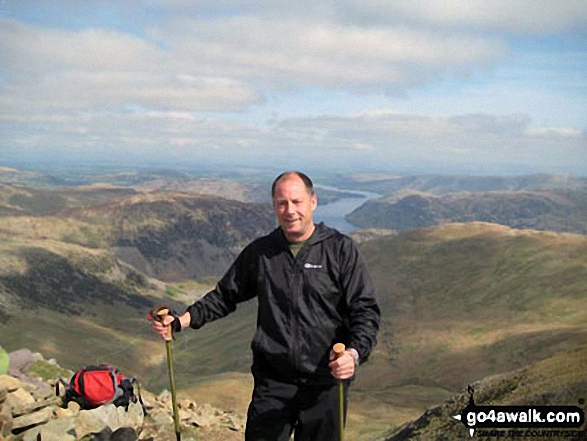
57,365,146,413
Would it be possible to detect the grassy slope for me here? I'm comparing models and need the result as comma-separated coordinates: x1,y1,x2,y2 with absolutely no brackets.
347,222,587,437
381,345,587,440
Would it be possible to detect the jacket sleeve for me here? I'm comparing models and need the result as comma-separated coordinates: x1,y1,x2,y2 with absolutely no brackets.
186,244,257,329
340,237,380,364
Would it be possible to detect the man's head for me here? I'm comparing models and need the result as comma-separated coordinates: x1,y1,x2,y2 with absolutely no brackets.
272,171,317,243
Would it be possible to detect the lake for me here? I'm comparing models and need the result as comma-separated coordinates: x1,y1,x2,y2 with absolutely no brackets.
313,185,380,233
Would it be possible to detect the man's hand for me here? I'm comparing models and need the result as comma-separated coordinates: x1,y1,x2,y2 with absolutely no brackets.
149,308,190,340
329,350,356,380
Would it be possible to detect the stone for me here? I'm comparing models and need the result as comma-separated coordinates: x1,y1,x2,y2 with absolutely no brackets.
0,403,13,437
31,386,54,401
8,349,35,378
12,406,52,431
147,408,174,427
75,402,145,439
0,375,21,392
38,417,77,441
0,386,7,404
157,390,172,407
110,427,139,441
11,395,61,417
54,400,81,419
4,387,35,413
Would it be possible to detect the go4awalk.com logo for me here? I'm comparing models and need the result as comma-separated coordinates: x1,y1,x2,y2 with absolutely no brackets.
453,386,586,438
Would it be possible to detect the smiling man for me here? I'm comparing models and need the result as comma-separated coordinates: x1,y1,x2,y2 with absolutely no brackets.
153,171,380,440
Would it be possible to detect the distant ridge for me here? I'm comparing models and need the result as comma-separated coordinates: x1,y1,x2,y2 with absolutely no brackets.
344,173,587,195
348,188,587,234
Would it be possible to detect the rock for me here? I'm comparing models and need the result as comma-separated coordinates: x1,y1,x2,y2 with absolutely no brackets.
187,403,218,428
1,349,247,441
0,402,13,437
11,395,61,417
147,408,174,426
4,387,35,412
31,386,54,401
137,389,157,410
8,349,35,378
12,406,52,431
75,402,145,439
110,427,139,441
157,390,172,406
22,416,76,441
0,385,7,404
0,375,21,392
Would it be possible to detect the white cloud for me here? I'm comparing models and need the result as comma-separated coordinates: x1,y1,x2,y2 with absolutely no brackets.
342,0,587,32
0,18,261,113
160,16,507,88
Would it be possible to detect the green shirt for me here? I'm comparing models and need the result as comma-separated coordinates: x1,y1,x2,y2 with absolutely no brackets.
288,239,307,258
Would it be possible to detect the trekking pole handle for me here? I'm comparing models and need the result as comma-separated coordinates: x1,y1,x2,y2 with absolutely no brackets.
333,343,346,359
333,343,346,441
155,308,173,342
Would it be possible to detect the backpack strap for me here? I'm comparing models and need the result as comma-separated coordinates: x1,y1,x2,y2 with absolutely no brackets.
127,376,148,416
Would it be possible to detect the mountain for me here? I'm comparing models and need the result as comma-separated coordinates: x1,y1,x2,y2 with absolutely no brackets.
0,183,137,216
340,173,587,195
0,191,276,281
347,188,587,234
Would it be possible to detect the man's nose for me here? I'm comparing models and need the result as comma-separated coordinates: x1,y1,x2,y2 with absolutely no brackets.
285,201,296,213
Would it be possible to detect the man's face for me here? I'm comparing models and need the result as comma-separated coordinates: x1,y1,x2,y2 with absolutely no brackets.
272,175,317,243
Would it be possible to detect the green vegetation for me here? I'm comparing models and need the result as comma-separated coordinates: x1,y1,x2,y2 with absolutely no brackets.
27,359,73,382
0,345,8,375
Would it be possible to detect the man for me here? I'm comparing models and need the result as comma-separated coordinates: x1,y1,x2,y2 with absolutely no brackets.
153,171,380,440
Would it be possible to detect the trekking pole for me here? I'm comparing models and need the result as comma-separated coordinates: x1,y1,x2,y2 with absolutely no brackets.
333,343,346,441
155,307,181,441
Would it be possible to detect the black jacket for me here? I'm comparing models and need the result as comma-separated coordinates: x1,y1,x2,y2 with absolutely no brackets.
187,223,380,385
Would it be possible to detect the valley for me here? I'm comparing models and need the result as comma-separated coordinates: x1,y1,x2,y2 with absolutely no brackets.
0,167,585,439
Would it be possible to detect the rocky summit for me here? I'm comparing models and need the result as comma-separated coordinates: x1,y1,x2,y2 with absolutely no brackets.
0,349,244,441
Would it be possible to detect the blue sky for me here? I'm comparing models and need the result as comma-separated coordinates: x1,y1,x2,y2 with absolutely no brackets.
0,1,586,175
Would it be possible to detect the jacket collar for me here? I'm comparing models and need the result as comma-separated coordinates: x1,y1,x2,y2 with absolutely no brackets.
273,222,337,248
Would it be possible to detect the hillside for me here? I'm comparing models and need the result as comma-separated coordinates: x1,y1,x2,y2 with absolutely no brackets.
0,183,137,216
360,222,587,386
347,188,587,234
0,191,276,281
0,191,275,382
379,345,587,440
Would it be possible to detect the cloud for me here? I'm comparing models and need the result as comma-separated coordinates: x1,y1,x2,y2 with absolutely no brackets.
159,15,507,89
0,18,261,114
123,0,587,33
331,1,587,32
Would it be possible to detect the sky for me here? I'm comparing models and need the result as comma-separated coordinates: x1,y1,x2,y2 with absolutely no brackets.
0,1,586,176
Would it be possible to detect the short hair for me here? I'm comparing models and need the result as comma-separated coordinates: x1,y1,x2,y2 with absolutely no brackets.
271,171,314,197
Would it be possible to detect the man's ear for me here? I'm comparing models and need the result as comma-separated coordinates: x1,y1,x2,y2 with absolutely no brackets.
311,193,318,211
